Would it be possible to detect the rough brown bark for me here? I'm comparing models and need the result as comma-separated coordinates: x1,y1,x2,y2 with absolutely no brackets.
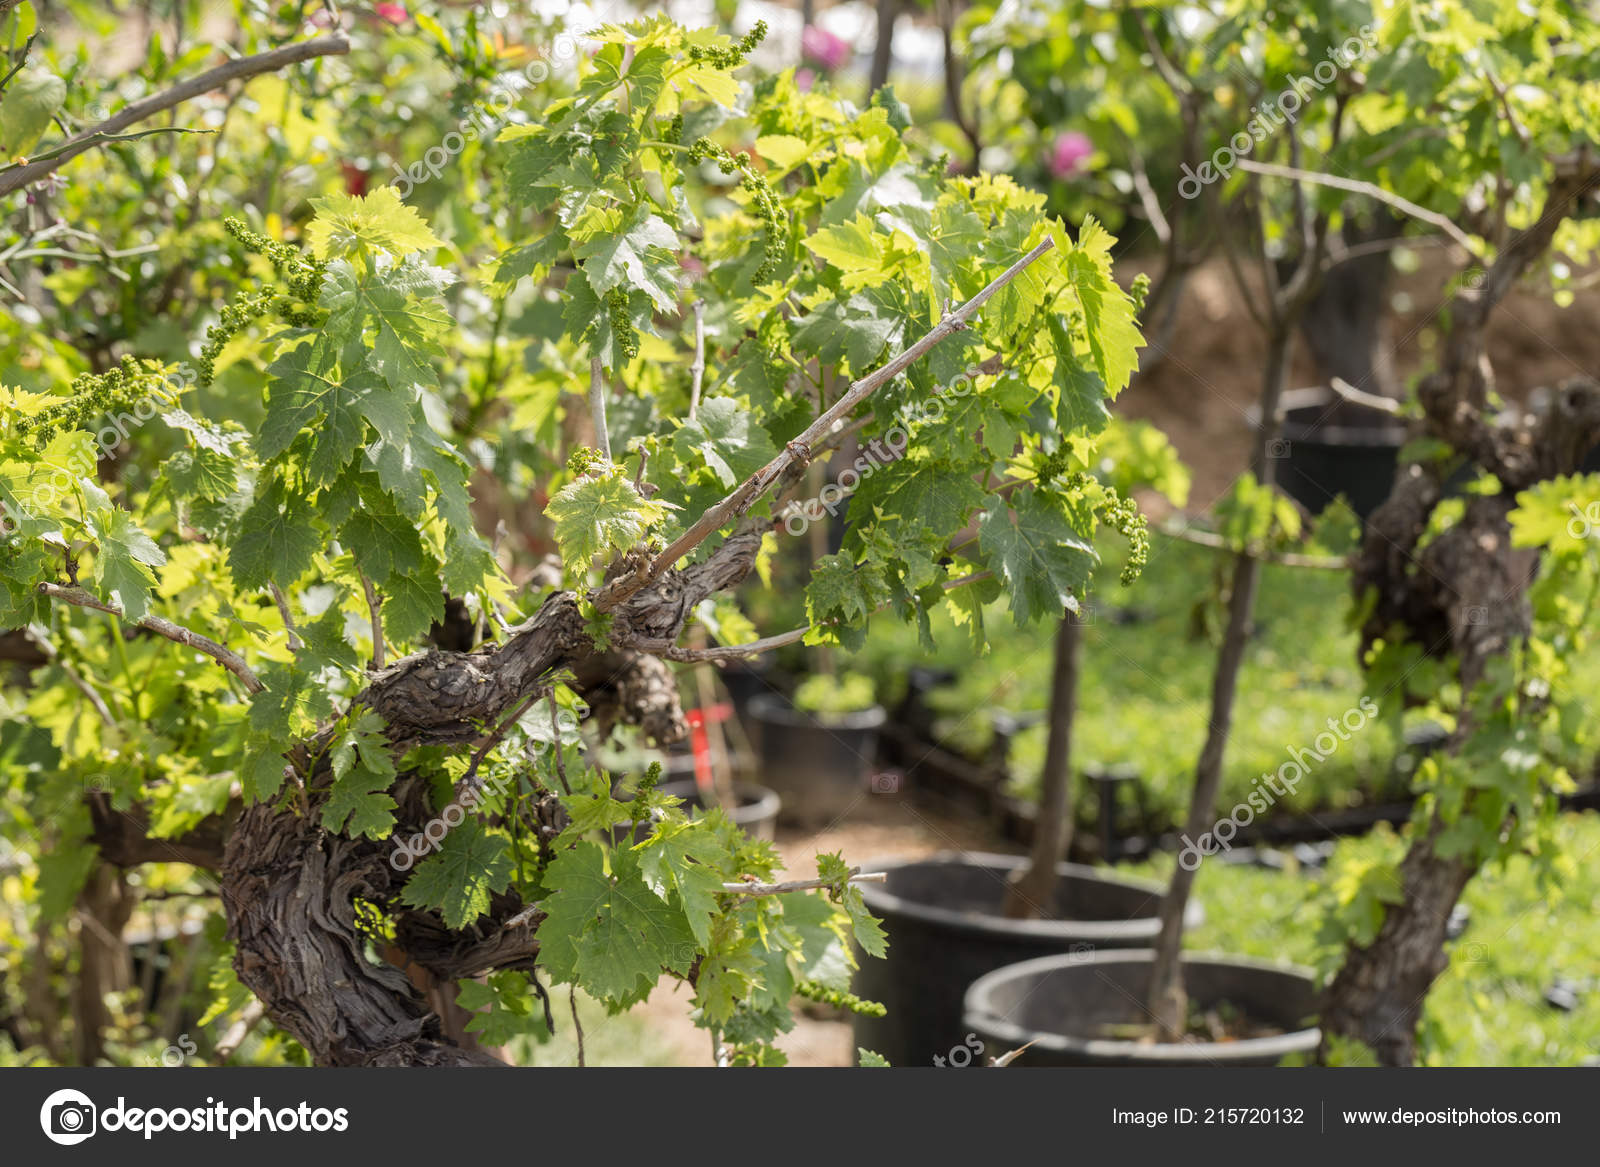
1319,154,1600,1065
218,527,766,1065
71,865,134,1065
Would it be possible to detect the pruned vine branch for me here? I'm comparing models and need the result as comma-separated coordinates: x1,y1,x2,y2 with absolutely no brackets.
0,33,351,198
1235,158,1483,261
38,583,264,693
721,869,887,896
591,236,1058,614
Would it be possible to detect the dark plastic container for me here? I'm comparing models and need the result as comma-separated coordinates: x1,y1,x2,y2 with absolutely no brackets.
1256,386,1408,520
964,949,1320,1066
747,693,886,825
850,852,1201,1067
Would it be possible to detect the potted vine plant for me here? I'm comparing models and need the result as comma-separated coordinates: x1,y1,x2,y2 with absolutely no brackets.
852,412,1206,1070
960,4,1378,1064
0,11,1155,1067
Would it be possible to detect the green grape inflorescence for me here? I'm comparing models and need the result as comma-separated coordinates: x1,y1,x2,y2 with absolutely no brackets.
795,980,887,1017
607,287,640,361
1130,271,1152,315
687,20,767,69
1097,488,1149,585
566,446,609,478
687,136,788,285
629,759,663,825
198,219,330,387
17,355,182,449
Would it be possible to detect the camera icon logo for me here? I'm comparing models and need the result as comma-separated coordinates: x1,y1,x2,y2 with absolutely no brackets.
39,1088,97,1145
868,770,902,794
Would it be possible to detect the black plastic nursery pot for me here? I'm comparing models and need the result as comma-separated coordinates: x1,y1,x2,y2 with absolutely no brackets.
1257,386,1408,520
850,852,1202,1068
964,949,1321,1066
614,778,781,845
746,693,886,825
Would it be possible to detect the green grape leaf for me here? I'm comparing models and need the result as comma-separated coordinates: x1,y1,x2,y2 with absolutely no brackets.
320,710,399,841
634,816,732,946
259,341,407,485
306,187,444,259
228,478,322,591
545,472,673,572
671,397,779,487
86,506,165,622
400,819,514,928
539,841,696,1004
0,68,66,155
1065,217,1142,396
572,206,682,313
978,491,1097,624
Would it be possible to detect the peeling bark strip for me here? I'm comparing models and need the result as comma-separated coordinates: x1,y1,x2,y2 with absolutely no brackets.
1318,151,1600,1066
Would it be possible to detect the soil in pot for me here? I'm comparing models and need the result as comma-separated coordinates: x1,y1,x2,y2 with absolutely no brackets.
747,693,886,826
850,852,1202,1068
963,949,1320,1067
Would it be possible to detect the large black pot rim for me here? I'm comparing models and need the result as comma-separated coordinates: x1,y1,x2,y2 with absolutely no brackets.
747,691,888,732
964,948,1321,1064
1247,385,1408,447
857,851,1201,945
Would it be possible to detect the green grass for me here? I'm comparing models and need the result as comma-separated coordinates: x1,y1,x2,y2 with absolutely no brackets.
844,532,1403,829
835,529,1600,830
1120,811,1600,1066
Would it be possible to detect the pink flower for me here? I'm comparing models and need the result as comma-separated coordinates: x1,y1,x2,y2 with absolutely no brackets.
795,67,816,92
801,25,850,73
1049,132,1094,180
375,3,407,26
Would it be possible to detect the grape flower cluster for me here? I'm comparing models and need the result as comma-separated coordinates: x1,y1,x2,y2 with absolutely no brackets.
197,219,329,387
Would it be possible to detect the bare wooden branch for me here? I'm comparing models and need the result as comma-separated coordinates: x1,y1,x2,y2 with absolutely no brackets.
38,583,263,693
0,34,351,198
1157,522,1350,570
361,572,386,670
1236,159,1483,260
214,1000,266,1062
588,355,611,460
268,582,303,652
1329,376,1403,416
25,628,116,725
720,868,887,896
687,300,706,421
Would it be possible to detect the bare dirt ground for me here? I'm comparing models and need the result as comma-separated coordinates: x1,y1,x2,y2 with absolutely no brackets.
1117,253,1600,509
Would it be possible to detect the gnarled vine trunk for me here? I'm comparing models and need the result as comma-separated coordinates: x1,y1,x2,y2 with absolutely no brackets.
217,531,765,1065
1317,158,1600,1065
